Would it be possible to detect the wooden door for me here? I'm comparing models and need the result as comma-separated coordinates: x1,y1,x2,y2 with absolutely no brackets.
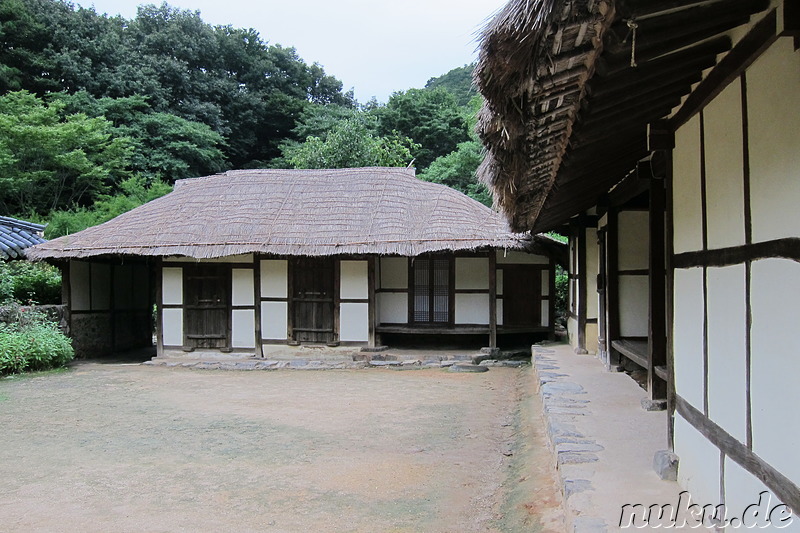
291,257,335,343
502,265,542,327
184,264,230,349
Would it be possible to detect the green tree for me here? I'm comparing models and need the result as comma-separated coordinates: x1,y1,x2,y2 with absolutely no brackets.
0,91,132,215
285,118,417,169
418,140,491,206
373,88,470,171
425,63,477,107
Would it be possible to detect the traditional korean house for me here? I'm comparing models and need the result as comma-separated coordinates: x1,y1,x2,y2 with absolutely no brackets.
476,0,797,518
27,167,563,358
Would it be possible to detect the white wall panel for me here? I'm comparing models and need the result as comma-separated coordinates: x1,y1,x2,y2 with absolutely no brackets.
232,268,254,306
618,275,648,337
751,259,800,486
496,299,503,326
704,80,746,249
748,39,800,243
675,414,721,508
378,293,407,324
618,211,649,271
340,302,369,341
497,270,504,296
586,229,599,319
232,309,255,348
71,260,91,311
162,308,183,346
261,301,287,340
673,267,705,410
673,114,704,254
455,294,489,324
380,257,408,289
540,270,549,296
162,267,183,305
340,261,368,299
706,265,747,443
541,300,549,327
455,258,489,289
260,260,287,298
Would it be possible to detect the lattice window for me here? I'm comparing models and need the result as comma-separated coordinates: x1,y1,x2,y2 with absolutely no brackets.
412,257,450,323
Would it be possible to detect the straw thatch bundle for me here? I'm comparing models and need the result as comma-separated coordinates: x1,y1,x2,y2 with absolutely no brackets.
27,167,535,261
475,0,613,232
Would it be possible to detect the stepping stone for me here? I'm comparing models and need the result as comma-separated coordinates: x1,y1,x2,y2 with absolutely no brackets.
448,364,489,373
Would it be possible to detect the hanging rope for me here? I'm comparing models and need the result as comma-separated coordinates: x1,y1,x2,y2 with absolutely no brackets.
624,19,639,68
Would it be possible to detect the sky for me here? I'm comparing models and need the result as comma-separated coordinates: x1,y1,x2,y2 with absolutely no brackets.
73,0,509,103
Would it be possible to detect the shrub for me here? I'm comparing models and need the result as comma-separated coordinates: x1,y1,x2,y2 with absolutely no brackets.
0,261,61,305
0,305,73,375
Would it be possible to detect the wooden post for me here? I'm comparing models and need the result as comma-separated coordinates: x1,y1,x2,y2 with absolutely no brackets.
286,258,295,344
367,256,377,348
648,178,668,402
607,208,621,368
488,250,497,349
665,149,676,447
60,261,72,340
253,256,263,358
332,259,341,345
155,258,164,358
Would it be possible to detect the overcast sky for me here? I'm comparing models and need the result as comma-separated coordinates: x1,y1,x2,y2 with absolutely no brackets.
73,0,509,103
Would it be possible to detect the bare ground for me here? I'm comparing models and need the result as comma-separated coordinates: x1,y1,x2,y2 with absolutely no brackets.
0,362,563,532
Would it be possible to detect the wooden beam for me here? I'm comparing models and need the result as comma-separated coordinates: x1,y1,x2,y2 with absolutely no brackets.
648,120,675,151
648,178,667,401
670,9,779,130
676,395,800,512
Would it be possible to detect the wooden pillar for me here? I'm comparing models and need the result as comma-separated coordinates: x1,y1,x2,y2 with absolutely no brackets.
648,178,667,402
606,208,621,367
155,258,164,358
488,250,497,349
575,218,588,354
332,259,341,346
665,149,676,447
286,258,296,344
549,256,557,340
60,261,72,340
367,256,377,348
253,256,263,358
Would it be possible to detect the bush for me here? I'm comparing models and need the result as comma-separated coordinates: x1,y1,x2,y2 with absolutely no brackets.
554,265,568,323
0,305,73,375
0,261,62,305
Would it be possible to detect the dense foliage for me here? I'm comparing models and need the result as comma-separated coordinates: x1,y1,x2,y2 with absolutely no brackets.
0,304,73,375
0,261,61,304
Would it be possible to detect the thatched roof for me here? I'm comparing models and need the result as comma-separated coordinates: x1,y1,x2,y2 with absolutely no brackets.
475,0,770,232
28,167,550,261
1,216,46,260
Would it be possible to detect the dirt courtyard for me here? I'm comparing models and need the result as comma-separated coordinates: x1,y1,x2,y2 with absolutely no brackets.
0,362,563,532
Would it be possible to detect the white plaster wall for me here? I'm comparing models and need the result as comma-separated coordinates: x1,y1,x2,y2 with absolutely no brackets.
455,258,489,289
673,114,704,254
162,267,183,305
497,270,504,296
378,293,407,324
567,316,579,351
496,250,549,264
496,299,503,326
340,261,368,299
340,302,369,341
260,260,287,298
232,309,255,348
747,39,800,243
704,80,746,250
380,257,408,289
751,258,800,486
706,265,747,443
617,211,649,271
232,268,254,306
674,413,721,507
585,228,599,319
455,294,489,324
70,260,91,311
618,275,648,337
261,301,287,340
540,300,549,328
585,323,598,355
91,263,111,310
723,458,792,528
164,254,253,263
162,308,183,346
673,267,705,411
540,270,549,296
